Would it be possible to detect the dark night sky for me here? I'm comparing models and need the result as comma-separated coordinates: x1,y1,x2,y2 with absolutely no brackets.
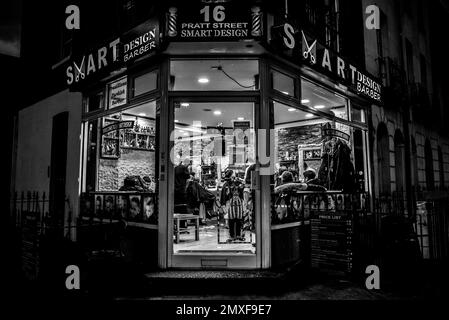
0,0,22,57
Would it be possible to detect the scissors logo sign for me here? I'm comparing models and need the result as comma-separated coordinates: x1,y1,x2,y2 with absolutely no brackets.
301,31,317,65
73,56,86,82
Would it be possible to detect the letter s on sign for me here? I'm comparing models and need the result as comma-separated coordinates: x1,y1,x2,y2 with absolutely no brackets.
283,23,295,49
66,65,74,85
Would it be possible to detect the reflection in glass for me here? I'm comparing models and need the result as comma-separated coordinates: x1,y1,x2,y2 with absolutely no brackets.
301,78,348,120
170,60,259,91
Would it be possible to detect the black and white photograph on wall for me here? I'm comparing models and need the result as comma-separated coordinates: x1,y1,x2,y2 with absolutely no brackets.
3,0,449,314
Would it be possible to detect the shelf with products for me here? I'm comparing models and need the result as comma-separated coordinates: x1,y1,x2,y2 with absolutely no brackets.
120,115,156,151
121,130,156,151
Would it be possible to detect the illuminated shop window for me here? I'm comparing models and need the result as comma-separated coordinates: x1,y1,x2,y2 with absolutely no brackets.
82,100,159,225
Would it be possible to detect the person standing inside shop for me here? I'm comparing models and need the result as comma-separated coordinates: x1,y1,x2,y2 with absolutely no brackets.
221,170,245,242
174,158,191,206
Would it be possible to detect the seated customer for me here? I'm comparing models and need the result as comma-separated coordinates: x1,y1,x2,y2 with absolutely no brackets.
302,168,326,191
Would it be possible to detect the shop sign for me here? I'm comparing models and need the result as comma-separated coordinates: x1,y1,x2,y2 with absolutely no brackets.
233,120,251,131
311,210,353,274
322,128,350,142
66,38,121,86
66,19,159,87
166,1,262,41
122,19,159,63
108,77,127,109
303,149,321,160
102,121,134,135
272,23,383,104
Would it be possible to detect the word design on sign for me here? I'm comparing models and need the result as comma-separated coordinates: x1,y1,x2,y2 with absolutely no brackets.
279,23,383,103
122,22,158,63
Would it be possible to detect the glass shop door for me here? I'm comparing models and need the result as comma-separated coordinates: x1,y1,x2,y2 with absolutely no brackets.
167,97,261,269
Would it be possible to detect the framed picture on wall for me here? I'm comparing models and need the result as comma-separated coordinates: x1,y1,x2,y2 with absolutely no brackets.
94,194,103,218
116,195,129,219
298,144,322,180
101,117,121,159
128,195,142,221
103,195,115,220
143,195,156,224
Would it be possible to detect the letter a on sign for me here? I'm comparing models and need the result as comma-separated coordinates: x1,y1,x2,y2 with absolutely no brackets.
66,5,80,30
365,5,380,30
65,265,80,290
365,265,380,290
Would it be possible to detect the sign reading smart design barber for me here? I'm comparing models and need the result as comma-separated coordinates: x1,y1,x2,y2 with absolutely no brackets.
167,1,262,41
66,19,159,87
272,22,383,103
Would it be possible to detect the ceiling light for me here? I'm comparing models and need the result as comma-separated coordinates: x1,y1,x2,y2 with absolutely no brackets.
139,113,146,116
181,103,190,107
174,119,179,123
305,113,314,118
282,91,289,95
214,110,222,115
198,78,209,84
288,108,296,112
237,117,244,121
314,105,326,109
301,99,310,104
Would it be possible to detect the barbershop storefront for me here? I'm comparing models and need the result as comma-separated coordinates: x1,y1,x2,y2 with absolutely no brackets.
73,2,381,273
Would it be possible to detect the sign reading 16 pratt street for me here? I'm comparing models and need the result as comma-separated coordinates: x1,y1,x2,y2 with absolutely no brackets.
167,1,262,41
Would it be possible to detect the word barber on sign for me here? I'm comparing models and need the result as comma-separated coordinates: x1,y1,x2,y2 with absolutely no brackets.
272,22,383,103
166,0,263,41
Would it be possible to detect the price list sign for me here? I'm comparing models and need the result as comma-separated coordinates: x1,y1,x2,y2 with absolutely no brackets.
21,213,40,280
310,212,353,274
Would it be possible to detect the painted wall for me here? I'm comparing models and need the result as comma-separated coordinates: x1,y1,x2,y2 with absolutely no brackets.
14,90,82,239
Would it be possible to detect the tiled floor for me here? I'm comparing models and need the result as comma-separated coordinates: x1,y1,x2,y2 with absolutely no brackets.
173,219,256,254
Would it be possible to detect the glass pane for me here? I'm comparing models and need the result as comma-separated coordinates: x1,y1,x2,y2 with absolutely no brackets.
351,107,366,123
133,71,158,97
87,91,105,113
301,78,348,120
172,102,256,254
272,101,362,226
353,128,368,192
272,70,296,97
83,100,159,224
170,60,259,91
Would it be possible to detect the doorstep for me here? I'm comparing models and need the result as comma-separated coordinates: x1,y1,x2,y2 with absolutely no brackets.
139,262,307,296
